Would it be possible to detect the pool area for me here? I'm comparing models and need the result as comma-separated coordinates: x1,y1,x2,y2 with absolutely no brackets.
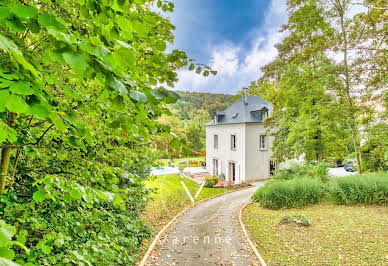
150,167,180,176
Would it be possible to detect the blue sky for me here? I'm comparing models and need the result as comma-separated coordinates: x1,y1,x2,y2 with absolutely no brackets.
165,0,288,95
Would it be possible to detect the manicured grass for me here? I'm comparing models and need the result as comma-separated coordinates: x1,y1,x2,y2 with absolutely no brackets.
157,156,205,167
243,203,388,265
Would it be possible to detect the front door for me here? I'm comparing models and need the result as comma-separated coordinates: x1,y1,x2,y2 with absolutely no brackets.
229,162,236,182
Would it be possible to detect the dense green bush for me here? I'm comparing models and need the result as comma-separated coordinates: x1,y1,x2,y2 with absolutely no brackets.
329,173,388,205
251,178,322,209
274,162,329,182
204,177,219,188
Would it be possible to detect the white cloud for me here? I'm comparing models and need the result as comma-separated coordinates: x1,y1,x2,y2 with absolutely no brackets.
172,0,288,94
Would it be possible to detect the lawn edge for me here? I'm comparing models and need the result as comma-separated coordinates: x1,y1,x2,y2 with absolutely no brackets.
138,185,253,266
239,202,267,266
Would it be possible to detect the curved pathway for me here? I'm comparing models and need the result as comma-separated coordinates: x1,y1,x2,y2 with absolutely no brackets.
150,182,265,266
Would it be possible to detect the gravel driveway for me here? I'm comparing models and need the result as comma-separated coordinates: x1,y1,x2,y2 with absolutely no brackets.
150,183,265,266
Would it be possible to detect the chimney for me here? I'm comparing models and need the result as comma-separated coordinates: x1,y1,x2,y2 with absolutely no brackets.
243,88,248,105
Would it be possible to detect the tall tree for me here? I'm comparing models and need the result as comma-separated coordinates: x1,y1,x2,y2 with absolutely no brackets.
253,0,387,172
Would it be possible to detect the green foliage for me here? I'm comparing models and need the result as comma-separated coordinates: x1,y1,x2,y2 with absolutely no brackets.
172,91,235,119
0,0,213,264
274,162,329,182
204,177,219,188
328,173,388,206
360,123,388,172
252,178,322,209
253,0,387,173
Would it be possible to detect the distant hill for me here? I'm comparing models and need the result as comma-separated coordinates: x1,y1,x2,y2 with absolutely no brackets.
172,91,236,120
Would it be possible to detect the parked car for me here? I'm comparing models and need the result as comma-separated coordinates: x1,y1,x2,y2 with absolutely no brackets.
344,159,356,172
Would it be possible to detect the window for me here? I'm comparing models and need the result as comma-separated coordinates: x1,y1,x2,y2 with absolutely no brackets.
231,135,236,150
261,110,268,120
259,135,267,150
214,135,218,149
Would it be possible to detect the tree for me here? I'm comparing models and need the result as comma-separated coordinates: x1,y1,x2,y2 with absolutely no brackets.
185,109,210,151
253,0,387,171
0,0,210,264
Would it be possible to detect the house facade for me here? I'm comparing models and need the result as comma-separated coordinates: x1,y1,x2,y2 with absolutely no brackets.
205,91,277,184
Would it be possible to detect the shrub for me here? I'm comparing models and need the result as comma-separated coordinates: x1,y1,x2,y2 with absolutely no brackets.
328,173,388,205
204,177,219,188
251,178,322,209
274,162,328,182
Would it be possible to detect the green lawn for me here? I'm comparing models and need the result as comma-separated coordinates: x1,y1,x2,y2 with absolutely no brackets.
157,156,205,167
243,203,388,265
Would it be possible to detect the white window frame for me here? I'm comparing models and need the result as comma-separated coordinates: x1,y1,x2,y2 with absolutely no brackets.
231,134,236,150
214,134,218,149
261,110,268,120
259,134,267,150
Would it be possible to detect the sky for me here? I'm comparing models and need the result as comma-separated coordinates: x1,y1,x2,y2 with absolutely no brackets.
165,0,288,95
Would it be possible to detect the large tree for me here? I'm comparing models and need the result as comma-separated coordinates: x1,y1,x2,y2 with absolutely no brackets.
0,0,211,264
252,0,387,171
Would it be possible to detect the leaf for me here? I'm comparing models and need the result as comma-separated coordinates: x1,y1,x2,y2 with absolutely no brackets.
62,52,87,71
0,79,12,88
49,113,66,132
6,17,26,33
28,104,51,119
27,19,40,34
5,95,29,114
0,257,19,266
68,136,78,147
155,40,166,51
0,7,10,19
32,190,46,203
37,13,65,31
46,27,73,44
189,64,195,70
0,247,15,260
129,90,148,103
110,96,124,110
9,81,36,95
10,4,38,19
132,20,148,37
69,188,83,200
109,77,127,95
0,33,38,77
41,244,51,255
0,220,16,247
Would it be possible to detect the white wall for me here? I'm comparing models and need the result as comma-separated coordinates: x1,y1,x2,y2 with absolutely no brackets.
206,123,246,183
244,123,273,180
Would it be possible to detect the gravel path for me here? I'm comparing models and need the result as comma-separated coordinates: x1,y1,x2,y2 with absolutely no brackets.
150,183,265,266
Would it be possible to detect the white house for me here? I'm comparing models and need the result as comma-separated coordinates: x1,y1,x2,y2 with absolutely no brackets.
205,90,277,184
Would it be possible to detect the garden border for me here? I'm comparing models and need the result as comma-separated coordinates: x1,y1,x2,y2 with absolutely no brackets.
138,185,254,265
239,202,267,266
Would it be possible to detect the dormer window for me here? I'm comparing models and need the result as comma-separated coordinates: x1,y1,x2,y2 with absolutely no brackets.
260,107,268,121
215,112,225,124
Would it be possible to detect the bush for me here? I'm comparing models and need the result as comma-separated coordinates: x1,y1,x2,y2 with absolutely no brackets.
252,178,322,209
329,173,388,205
204,177,219,187
274,162,328,182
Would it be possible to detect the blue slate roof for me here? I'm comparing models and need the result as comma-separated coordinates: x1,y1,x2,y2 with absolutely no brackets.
205,96,272,126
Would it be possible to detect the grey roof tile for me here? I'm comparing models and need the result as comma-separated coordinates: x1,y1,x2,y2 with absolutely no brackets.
205,96,272,126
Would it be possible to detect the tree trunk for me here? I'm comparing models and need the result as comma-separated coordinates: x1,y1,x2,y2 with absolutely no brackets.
337,0,362,174
0,112,17,194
